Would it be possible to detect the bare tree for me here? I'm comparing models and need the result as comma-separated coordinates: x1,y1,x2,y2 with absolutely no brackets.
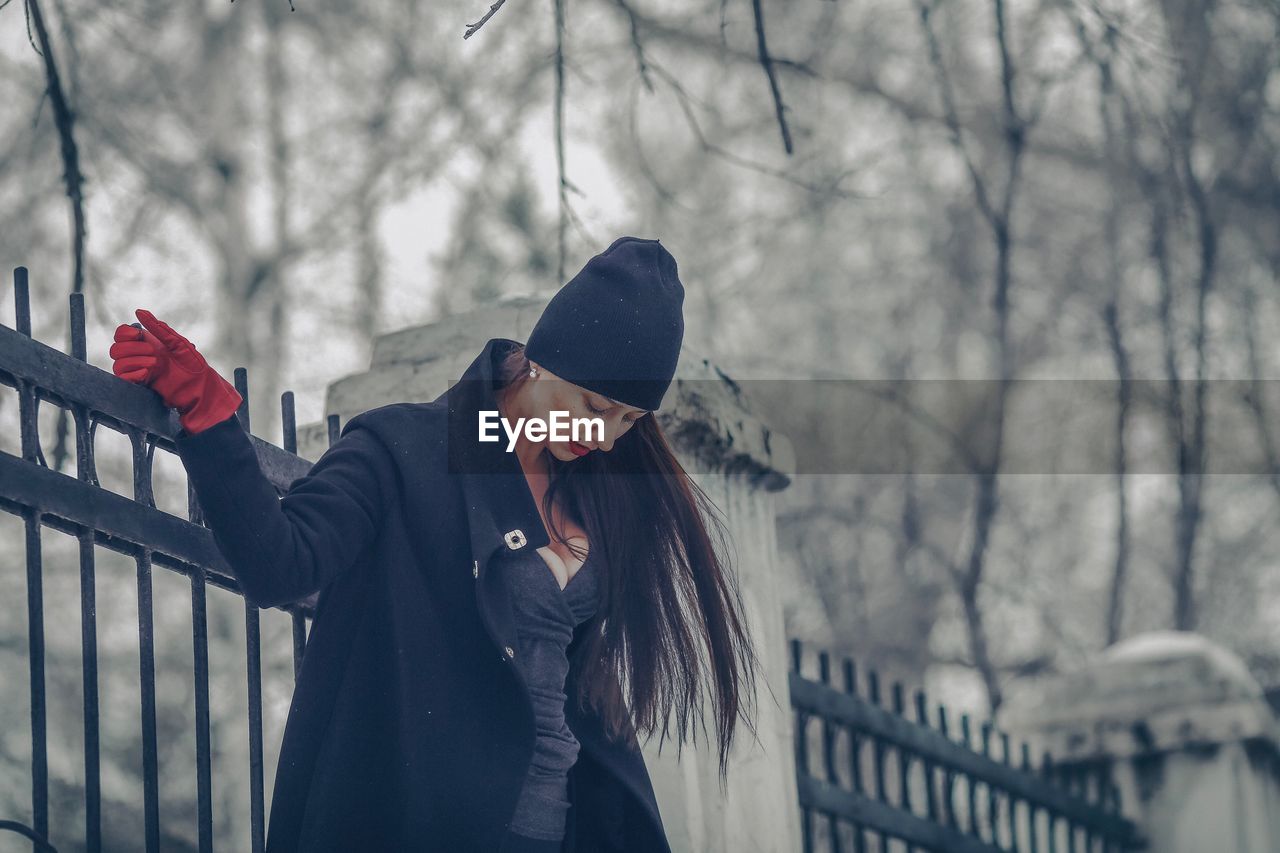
918,0,1041,713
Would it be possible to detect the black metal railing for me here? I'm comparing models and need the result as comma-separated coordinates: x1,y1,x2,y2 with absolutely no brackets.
790,640,1146,853
0,267,332,853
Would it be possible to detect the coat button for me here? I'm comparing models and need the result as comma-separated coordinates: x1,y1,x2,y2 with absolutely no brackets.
504,529,527,550
504,645,516,659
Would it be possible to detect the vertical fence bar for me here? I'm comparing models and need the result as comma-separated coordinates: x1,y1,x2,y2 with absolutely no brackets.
961,715,978,838
937,706,957,832
185,388,214,853
1003,731,1019,853
236,369,268,853
131,539,163,853
190,564,214,853
982,722,997,847
1022,743,1038,853
15,269,51,844
792,640,813,853
77,522,101,853
1065,767,1079,853
70,292,103,853
185,466,212,850
245,598,266,853
1042,752,1058,853
281,392,309,679
135,550,161,853
841,659,867,853
1114,775,1129,853
891,682,913,853
913,690,939,829
24,504,48,842
818,651,843,853
1086,764,1102,853
131,432,162,853
867,671,890,851
1104,778,1122,853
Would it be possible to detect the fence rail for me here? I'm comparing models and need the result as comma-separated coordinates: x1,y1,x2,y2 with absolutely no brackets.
0,267,329,853
790,640,1146,853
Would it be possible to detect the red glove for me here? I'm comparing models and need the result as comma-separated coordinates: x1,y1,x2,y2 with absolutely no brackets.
110,308,243,434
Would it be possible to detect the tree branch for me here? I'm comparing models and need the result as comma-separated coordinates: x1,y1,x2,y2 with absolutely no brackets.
26,0,86,297
647,61,866,200
613,0,654,92
463,0,508,39
750,0,793,155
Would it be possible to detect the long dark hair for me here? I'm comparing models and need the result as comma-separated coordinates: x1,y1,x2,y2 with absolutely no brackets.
496,344,761,785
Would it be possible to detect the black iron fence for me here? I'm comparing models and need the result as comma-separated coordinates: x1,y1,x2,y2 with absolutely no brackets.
789,640,1146,853
0,268,330,853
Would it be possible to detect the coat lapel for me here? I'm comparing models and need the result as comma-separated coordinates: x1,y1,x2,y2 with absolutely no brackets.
443,338,557,674
446,337,553,572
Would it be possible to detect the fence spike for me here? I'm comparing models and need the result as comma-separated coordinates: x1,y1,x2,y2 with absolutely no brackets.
981,723,998,844
841,657,857,695
913,690,929,727
282,391,297,454
70,292,86,361
15,267,32,335
937,705,958,830
234,367,251,431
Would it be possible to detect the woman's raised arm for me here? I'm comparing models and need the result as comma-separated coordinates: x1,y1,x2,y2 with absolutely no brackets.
174,413,397,608
111,308,396,607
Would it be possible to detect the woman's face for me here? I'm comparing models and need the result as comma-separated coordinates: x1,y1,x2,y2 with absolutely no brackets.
519,362,650,461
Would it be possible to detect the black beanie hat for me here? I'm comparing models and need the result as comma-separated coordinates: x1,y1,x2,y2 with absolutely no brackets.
525,236,685,412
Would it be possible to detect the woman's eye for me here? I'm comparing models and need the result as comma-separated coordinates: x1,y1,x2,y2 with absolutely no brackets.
586,400,636,422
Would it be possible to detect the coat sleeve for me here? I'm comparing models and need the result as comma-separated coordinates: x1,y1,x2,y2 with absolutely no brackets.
173,411,398,608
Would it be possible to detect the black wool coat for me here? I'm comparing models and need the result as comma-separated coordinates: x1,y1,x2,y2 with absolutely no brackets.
173,337,672,853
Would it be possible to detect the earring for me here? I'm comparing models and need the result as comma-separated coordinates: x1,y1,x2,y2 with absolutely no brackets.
529,367,538,378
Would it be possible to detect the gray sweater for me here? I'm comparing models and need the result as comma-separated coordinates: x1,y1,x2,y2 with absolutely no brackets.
500,542,601,841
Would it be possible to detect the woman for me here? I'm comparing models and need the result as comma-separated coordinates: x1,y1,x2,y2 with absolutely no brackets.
110,236,761,853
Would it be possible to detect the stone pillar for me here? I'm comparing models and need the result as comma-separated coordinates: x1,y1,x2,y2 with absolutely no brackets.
999,631,1280,853
298,295,801,853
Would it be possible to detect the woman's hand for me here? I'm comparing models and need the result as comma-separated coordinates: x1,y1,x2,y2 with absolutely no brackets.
110,308,243,434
